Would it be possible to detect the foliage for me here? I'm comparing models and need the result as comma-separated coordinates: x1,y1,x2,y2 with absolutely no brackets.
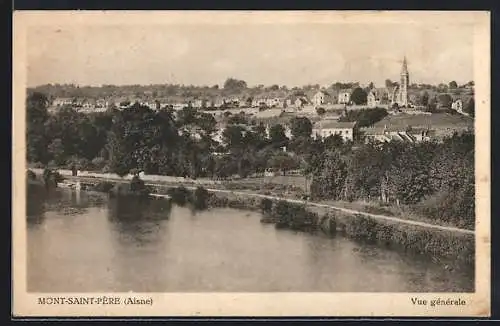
437,94,453,109
260,198,273,214
268,124,289,149
464,98,475,117
316,107,326,116
350,87,368,105
310,131,475,228
338,107,388,127
192,186,210,210
167,186,192,206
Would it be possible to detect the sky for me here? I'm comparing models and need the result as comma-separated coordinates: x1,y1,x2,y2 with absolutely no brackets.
26,14,475,88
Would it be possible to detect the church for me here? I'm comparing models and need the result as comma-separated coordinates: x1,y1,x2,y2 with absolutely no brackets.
390,56,410,108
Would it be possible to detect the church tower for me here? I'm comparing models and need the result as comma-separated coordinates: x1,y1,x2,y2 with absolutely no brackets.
399,56,409,107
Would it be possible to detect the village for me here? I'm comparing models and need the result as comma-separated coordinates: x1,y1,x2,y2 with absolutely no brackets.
37,56,475,147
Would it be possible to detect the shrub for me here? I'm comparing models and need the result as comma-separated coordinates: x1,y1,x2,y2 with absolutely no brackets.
101,165,112,173
260,198,273,214
193,186,210,210
167,186,192,206
93,181,115,193
91,157,107,170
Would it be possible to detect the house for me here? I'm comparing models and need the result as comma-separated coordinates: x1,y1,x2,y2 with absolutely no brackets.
95,99,109,108
294,97,309,108
451,99,464,114
367,88,393,108
362,125,432,143
312,90,333,107
312,121,357,142
338,90,352,104
52,97,74,107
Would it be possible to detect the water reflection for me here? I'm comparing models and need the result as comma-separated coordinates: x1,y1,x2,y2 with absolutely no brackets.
105,197,173,292
27,189,474,293
107,197,172,246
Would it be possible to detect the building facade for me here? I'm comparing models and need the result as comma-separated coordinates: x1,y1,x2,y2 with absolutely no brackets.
312,91,332,107
338,90,352,104
312,121,357,142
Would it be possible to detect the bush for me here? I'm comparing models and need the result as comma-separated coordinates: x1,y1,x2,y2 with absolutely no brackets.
66,156,91,170
93,181,115,193
167,186,192,206
130,175,146,192
193,186,210,210
42,168,64,188
260,198,273,214
91,157,107,170
101,165,112,173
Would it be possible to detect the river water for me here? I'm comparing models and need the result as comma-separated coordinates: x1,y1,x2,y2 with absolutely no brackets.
27,186,474,292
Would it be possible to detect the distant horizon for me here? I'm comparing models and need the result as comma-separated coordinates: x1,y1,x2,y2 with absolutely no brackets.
26,13,475,89
27,78,473,90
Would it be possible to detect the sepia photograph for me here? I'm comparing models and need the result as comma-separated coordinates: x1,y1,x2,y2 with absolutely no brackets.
13,11,490,317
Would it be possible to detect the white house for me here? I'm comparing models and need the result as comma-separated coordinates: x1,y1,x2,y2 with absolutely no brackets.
312,91,332,107
451,99,464,113
338,90,352,104
312,121,357,142
294,97,309,108
52,97,74,107
367,90,382,108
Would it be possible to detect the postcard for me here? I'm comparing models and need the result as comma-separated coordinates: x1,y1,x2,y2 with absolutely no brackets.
12,10,490,317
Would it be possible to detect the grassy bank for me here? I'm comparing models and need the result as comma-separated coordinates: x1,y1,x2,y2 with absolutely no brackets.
258,198,474,265
35,167,473,231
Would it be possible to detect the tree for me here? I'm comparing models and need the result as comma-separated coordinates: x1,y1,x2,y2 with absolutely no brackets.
421,91,429,106
368,82,375,89
350,87,368,105
196,112,217,135
26,92,50,163
437,94,453,109
222,125,246,152
339,107,388,128
385,79,393,89
267,152,299,176
426,96,438,113
464,98,475,117
449,81,458,89
47,138,65,166
310,151,348,200
289,117,312,139
268,124,289,149
316,107,326,116
223,78,247,92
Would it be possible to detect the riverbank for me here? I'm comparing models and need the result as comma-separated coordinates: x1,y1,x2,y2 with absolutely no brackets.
30,168,474,231
29,168,475,265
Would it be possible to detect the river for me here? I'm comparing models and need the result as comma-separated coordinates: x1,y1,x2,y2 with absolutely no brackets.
26,186,474,293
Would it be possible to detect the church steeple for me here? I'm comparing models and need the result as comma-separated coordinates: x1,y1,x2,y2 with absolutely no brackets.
401,56,408,75
399,56,409,107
